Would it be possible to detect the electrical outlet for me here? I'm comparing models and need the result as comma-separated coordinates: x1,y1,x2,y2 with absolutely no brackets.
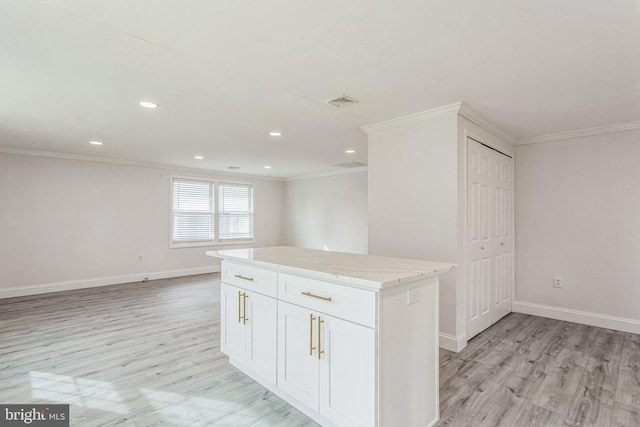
553,276,564,288
407,288,420,305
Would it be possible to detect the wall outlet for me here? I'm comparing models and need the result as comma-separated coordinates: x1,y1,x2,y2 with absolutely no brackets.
407,288,420,305
553,276,564,288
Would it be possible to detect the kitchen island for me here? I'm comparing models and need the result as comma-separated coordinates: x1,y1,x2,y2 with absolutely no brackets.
206,246,457,427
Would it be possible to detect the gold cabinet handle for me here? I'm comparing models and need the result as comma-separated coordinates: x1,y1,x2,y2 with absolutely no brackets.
243,293,249,325
301,291,332,302
317,316,325,360
309,314,316,356
234,274,254,281
237,291,242,323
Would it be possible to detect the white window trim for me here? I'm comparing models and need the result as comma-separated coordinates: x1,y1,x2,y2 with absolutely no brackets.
169,175,255,249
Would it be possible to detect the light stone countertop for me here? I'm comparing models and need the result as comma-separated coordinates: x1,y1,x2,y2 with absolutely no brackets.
206,246,457,290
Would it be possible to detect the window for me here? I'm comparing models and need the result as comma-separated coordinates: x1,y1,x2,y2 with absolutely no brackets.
172,178,214,244
170,177,254,247
219,182,253,240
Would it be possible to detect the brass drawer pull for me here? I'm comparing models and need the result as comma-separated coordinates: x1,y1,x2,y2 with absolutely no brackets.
234,274,254,281
237,291,249,324
243,293,249,325
301,291,332,302
309,314,316,356
318,316,325,360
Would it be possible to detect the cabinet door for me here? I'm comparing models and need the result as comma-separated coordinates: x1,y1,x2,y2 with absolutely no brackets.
220,283,246,362
277,301,319,411
245,290,277,384
319,315,375,427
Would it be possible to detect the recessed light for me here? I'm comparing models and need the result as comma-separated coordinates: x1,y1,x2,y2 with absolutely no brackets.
194,155,204,160
139,100,158,109
264,165,272,169
269,131,282,137
345,149,356,154
89,141,103,145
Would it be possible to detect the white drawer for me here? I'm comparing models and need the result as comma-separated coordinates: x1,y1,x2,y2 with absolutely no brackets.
278,273,376,328
222,261,277,298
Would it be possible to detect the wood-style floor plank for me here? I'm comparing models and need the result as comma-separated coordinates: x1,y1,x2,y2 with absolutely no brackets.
564,329,623,427
0,274,319,427
531,348,588,415
437,313,640,427
611,402,640,427
2,276,640,426
469,386,529,427
615,333,640,410
513,403,566,427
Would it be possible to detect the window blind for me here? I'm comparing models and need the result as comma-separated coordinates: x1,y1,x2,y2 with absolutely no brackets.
219,182,253,240
172,178,214,242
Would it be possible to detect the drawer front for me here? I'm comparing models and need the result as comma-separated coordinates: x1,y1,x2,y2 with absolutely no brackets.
278,273,376,328
222,261,277,298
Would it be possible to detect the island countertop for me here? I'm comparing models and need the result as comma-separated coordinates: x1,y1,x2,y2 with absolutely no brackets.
206,246,457,290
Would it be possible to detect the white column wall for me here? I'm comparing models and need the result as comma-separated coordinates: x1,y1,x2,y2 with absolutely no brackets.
367,113,460,337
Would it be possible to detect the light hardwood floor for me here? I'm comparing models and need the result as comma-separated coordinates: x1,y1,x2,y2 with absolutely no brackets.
1,274,639,426
0,274,317,427
436,312,640,427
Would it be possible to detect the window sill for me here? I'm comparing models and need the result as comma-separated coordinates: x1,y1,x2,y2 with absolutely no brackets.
170,239,255,249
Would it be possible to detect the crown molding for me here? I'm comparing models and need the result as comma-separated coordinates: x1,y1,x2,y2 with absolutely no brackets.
361,102,516,145
457,103,517,145
284,166,368,182
0,146,284,182
361,102,463,134
516,120,640,146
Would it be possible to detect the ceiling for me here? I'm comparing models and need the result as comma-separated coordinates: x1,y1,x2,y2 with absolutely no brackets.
1,1,639,178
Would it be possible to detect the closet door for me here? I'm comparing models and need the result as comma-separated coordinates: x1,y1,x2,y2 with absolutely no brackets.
492,150,513,323
467,139,494,339
467,137,514,340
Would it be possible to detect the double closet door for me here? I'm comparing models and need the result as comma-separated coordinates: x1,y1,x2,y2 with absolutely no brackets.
467,137,514,340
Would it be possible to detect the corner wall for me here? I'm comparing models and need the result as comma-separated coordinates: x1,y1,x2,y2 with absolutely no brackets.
0,153,285,297
515,129,640,333
284,171,368,254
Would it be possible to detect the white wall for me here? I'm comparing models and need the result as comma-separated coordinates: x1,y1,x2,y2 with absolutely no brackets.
515,129,640,328
284,171,368,254
0,153,285,297
367,113,460,337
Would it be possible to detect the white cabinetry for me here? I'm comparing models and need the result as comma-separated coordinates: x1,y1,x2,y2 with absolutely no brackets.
319,310,375,427
277,300,375,427
212,247,455,427
277,300,320,409
220,263,277,384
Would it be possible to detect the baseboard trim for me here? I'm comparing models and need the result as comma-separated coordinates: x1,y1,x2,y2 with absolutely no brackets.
514,301,640,335
0,266,221,299
439,332,467,352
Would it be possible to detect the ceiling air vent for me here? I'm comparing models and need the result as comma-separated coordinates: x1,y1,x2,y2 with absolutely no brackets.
325,94,359,108
334,161,367,168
